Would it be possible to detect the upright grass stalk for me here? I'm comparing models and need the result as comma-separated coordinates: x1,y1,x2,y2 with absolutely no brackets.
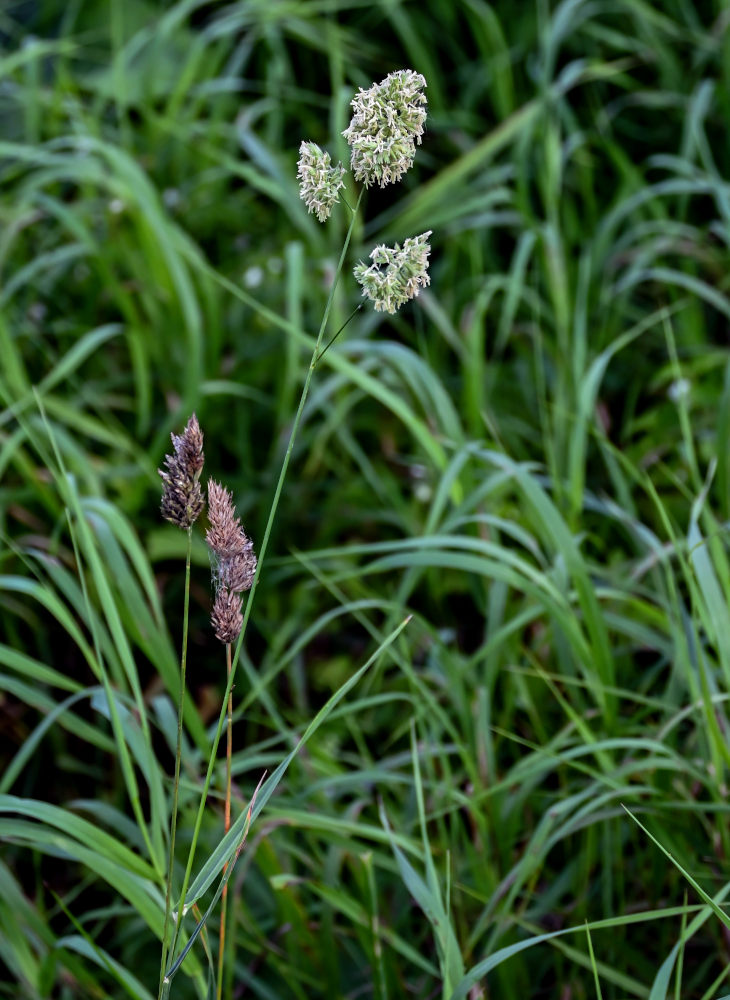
157,526,192,1000
156,414,205,993
164,189,364,978
205,481,255,994
216,641,233,1000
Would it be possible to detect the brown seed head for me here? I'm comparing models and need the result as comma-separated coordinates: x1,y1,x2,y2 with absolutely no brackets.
159,413,205,529
211,587,243,645
206,480,257,594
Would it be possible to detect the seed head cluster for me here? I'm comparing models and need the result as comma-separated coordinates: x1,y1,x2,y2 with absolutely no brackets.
297,141,346,222
159,413,205,529
342,69,427,188
206,480,257,645
210,586,243,647
296,69,432,315
353,231,432,313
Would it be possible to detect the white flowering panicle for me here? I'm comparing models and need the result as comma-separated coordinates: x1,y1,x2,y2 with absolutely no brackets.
297,141,346,222
342,69,427,188
295,71,432,314
353,231,432,314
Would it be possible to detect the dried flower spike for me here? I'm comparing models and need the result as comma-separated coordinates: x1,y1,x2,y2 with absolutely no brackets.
297,141,346,222
159,413,205,529
211,587,243,645
342,69,427,188
353,231,432,314
206,481,257,643
206,481,257,593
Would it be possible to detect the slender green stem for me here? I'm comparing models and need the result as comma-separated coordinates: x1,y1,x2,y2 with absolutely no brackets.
216,642,233,1000
166,188,365,972
315,304,363,364
158,527,192,1000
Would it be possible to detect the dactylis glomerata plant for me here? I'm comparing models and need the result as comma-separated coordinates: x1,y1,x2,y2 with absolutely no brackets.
155,71,431,1000
297,69,432,314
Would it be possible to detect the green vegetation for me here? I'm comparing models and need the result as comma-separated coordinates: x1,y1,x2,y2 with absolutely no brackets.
2,1,730,997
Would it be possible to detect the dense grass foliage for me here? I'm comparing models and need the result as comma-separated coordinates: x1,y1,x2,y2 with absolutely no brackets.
3,0,730,997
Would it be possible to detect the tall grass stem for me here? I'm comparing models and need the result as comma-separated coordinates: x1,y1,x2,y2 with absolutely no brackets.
166,188,364,971
216,642,233,1000
158,527,192,1000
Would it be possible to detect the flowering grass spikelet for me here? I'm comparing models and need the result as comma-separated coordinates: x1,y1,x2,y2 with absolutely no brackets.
354,231,432,314
211,587,243,646
159,413,205,529
206,480,257,643
342,69,427,188
297,141,346,222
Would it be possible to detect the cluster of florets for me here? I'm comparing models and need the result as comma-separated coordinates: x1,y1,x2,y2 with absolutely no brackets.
297,68,432,316
297,141,346,222
206,481,257,645
159,418,257,645
342,69,427,188
353,232,432,313
159,414,205,529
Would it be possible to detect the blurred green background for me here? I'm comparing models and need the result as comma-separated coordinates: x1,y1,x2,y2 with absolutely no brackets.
3,1,730,998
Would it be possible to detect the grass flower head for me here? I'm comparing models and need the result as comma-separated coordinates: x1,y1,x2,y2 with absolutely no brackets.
206,480,257,643
342,69,427,188
159,413,205,529
297,141,346,222
353,231,432,313
211,587,243,645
